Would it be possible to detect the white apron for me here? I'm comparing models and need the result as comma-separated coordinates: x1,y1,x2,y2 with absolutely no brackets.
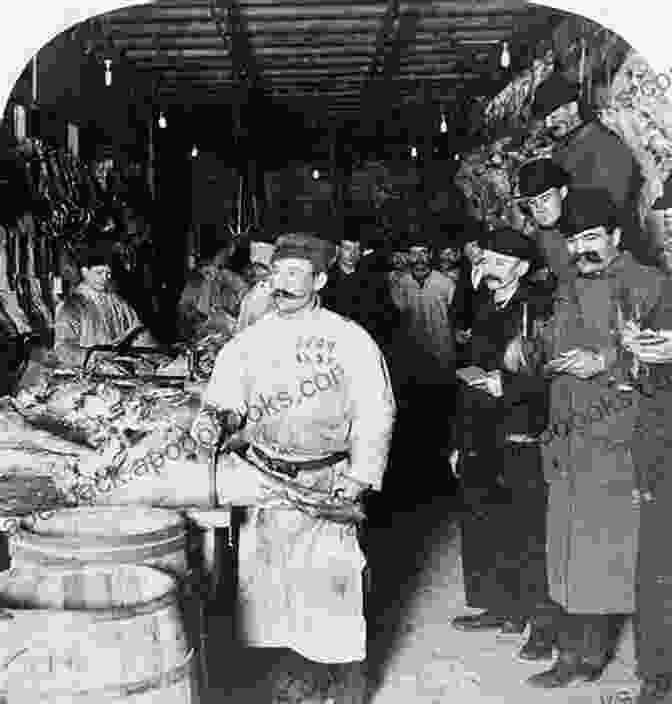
216,451,367,664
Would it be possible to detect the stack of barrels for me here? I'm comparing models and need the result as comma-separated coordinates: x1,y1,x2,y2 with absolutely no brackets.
0,506,208,703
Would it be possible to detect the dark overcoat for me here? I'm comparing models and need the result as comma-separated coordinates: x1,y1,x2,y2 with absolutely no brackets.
455,283,552,613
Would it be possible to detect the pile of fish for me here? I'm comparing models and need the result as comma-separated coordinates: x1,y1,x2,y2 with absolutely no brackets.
0,369,202,512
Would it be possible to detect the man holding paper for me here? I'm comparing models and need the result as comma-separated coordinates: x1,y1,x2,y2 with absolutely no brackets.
529,188,666,689
450,227,555,662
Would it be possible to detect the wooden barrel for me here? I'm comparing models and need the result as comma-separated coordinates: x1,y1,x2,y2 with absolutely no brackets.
0,564,197,703
9,506,188,577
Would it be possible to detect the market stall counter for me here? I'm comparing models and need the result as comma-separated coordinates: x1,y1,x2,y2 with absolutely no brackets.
0,336,233,588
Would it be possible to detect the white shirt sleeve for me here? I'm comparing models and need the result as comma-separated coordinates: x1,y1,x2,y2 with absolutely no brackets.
200,334,248,414
342,328,396,491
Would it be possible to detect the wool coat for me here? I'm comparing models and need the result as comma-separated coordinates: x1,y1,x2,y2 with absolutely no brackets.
542,252,665,613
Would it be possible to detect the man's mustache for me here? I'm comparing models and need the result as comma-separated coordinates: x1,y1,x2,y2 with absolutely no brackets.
571,252,603,265
272,289,302,299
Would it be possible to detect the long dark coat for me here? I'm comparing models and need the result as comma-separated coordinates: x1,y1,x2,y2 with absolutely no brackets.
542,252,665,614
631,276,672,678
455,283,552,613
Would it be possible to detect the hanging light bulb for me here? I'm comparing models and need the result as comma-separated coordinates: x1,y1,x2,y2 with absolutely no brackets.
410,146,418,159
158,112,167,129
104,59,112,87
191,145,199,158
312,168,320,180
440,112,448,134
500,42,511,69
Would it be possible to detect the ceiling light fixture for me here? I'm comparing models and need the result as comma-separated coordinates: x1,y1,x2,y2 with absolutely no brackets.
440,112,448,134
410,146,418,159
191,145,199,158
500,42,511,69
158,112,167,129
104,59,112,87
312,168,320,180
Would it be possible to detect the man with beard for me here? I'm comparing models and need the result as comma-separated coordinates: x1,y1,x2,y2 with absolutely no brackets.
531,70,645,263
528,188,666,688
450,228,555,662
516,158,574,284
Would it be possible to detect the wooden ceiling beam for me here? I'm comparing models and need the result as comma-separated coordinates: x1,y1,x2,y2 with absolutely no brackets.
109,0,525,22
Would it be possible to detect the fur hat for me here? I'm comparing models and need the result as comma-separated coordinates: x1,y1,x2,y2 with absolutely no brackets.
271,233,337,274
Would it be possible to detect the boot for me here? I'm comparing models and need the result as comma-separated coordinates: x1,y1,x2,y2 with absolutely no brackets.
518,622,555,661
526,652,606,688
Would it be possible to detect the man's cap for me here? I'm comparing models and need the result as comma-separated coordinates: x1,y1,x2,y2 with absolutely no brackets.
75,240,117,268
531,71,581,119
652,178,672,210
271,232,338,273
478,227,540,262
340,213,380,247
557,188,621,237
517,159,571,197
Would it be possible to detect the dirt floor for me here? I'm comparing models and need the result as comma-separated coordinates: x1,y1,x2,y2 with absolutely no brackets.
203,494,640,704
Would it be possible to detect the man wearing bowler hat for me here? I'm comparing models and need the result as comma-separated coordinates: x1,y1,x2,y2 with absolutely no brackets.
529,188,666,688
531,70,645,263
516,158,573,284
450,227,555,661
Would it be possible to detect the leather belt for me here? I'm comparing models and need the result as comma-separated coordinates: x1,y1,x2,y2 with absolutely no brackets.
505,434,539,444
251,446,349,479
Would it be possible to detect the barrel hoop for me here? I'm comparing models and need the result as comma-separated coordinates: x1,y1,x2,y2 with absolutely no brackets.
15,523,185,548
10,536,186,568
0,590,179,622
11,648,194,701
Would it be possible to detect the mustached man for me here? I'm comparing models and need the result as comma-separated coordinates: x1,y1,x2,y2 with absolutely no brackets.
450,227,555,661
529,188,667,689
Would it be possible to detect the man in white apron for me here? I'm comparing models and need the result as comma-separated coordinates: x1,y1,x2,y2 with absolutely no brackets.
192,232,396,702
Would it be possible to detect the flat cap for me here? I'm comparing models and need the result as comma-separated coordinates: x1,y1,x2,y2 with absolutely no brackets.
271,232,337,273
558,188,621,237
531,71,580,119
478,227,540,262
517,158,571,197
